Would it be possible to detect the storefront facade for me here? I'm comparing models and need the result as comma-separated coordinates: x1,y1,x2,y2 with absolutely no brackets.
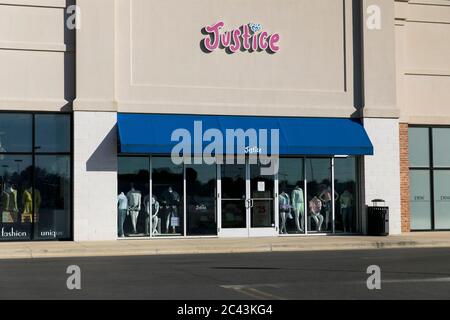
1,0,447,242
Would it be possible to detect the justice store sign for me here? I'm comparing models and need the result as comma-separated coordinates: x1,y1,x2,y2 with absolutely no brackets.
201,22,280,54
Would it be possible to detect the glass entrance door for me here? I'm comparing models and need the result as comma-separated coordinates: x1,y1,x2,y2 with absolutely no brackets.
219,161,277,237
248,163,277,237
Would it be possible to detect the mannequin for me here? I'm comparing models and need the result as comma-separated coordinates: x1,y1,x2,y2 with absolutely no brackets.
278,191,291,234
161,187,181,234
340,190,354,233
21,186,41,223
117,192,128,237
144,194,161,236
126,184,142,234
319,185,339,231
291,185,305,233
309,196,324,231
1,183,18,223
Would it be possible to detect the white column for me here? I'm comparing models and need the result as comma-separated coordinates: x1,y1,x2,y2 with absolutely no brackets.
362,118,401,235
73,111,118,241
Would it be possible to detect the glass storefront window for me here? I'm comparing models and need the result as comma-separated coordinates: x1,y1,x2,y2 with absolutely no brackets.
409,126,450,231
334,157,358,233
432,128,450,168
0,114,32,153
306,158,333,233
434,170,450,230
409,127,430,167
35,114,71,153
278,158,305,234
117,155,361,238
0,155,33,241
34,156,71,240
0,113,72,242
117,157,150,238
186,164,217,236
409,170,432,230
152,157,184,236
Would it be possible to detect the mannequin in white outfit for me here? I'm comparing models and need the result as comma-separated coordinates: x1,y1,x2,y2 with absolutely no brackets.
126,184,142,234
291,186,305,233
144,194,161,235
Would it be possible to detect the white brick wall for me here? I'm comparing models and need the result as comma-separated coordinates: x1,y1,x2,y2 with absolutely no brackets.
73,111,118,241
363,118,401,235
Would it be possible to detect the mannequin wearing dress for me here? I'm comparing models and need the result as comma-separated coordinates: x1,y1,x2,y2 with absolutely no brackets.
278,191,291,234
126,185,142,234
291,186,305,233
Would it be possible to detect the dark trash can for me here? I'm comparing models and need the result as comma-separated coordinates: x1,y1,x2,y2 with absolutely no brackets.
367,199,389,236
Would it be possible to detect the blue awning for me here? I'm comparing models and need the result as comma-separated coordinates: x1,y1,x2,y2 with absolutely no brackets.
117,113,373,156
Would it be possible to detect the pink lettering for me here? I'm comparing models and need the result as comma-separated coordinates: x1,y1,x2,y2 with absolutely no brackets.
242,25,251,50
229,29,242,53
221,32,232,47
258,31,269,50
203,21,224,52
201,22,280,54
268,34,280,53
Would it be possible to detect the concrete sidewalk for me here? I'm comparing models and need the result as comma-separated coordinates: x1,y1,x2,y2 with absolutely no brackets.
1,232,450,260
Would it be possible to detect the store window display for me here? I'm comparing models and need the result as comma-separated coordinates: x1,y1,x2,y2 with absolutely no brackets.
278,158,305,234
117,157,150,238
0,155,33,240
0,113,72,242
144,194,161,236
152,157,184,236
186,165,217,236
334,157,358,233
306,158,333,233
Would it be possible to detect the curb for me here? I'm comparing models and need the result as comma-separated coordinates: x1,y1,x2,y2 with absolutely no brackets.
1,240,450,260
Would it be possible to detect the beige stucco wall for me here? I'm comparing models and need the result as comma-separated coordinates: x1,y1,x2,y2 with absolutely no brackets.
396,0,450,125
0,0,75,111
75,0,396,118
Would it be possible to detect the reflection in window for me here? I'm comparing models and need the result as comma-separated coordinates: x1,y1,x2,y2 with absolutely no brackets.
278,158,305,234
152,157,184,236
34,156,71,240
0,114,32,153
334,157,358,233
117,157,149,238
35,114,71,153
186,164,217,236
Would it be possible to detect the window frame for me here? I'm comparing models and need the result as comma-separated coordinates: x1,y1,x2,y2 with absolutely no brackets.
409,125,450,231
0,111,73,242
